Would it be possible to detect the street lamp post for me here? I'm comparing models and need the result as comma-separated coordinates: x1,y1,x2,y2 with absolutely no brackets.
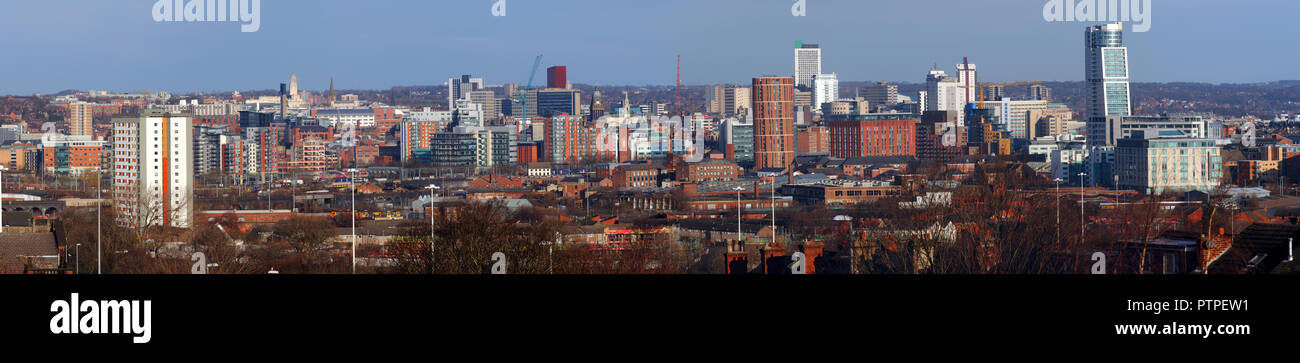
424,184,440,273
1079,172,1088,246
96,172,101,275
1054,178,1063,245
75,243,81,274
770,184,777,244
1,165,6,234
348,168,357,274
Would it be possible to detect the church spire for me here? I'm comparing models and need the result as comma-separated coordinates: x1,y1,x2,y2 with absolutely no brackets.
328,77,337,107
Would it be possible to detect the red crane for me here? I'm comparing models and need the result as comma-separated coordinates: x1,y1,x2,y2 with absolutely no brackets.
676,54,682,118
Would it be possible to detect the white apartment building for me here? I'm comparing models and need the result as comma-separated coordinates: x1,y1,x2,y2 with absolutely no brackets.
955,62,977,104
314,109,377,128
925,68,963,120
794,42,822,89
918,91,928,114
112,110,194,228
812,73,839,112
448,75,486,105
155,101,242,117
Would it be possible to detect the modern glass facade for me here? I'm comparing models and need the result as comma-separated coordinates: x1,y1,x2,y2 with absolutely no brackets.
430,127,517,169
720,119,754,166
1085,23,1132,147
430,132,478,168
535,89,581,118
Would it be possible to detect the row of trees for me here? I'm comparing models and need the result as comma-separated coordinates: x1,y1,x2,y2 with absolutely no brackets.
58,199,700,274
826,160,1242,274
380,202,698,274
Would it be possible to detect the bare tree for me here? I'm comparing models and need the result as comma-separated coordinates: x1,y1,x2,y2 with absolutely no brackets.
271,216,335,269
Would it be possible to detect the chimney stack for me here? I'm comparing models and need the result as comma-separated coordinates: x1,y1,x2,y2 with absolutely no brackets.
725,241,748,274
760,243,788,274
799,243,824,274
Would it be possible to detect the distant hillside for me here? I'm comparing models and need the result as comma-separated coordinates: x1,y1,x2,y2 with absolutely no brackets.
842,81,1300,119
83,80,1300,120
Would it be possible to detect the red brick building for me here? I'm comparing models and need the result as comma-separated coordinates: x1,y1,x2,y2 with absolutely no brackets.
678,160,740,183
198,210,299,234
194,115,239,130
56,102,123,118
246,123,287,174
916,111,965,162
517,142,540,165
292,126,334,145
468,174,526,189
373,108,400,134
684,197,794,212
780,180,903,206
612,164,663,189
797,126,829,154
827,114,919,158
544,115,613,165
753,77,795,169
339,142,380,167
43,141,103,174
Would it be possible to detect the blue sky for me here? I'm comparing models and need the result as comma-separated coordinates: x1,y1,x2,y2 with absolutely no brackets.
0,0,1297,95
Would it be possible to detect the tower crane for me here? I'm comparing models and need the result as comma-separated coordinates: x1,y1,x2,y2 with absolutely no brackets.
676,55,686,118
514,55,543,125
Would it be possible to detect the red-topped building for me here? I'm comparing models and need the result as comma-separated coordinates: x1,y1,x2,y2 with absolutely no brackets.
547,66,567,89
827,113,919,158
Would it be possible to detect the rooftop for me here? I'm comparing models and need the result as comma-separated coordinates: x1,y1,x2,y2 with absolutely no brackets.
0,232,57,273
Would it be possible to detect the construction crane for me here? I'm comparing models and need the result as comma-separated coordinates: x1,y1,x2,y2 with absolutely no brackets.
675,54,682,118
514,55,543,125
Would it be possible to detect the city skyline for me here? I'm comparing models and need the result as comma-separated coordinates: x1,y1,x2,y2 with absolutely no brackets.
2,2,1296,350
1,0,1299,95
